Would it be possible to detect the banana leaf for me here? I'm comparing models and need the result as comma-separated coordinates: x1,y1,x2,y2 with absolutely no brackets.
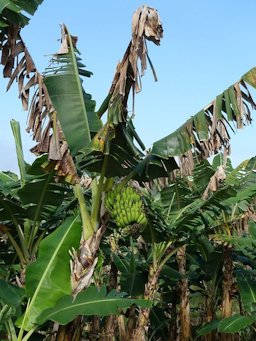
78,124,178,180
0,0,44,28
0,280,25,308
17,214,81,331
36,285,151,325
0,172,23,226
150,67,256,171
196,320,220,337
217,314,256,334
17,156,68,221
112,251,147,296
44,25,102,157
237,273,256,313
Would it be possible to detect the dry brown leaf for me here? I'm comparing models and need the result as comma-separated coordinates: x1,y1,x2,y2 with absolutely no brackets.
0,24,78,181
203,165,226,200
110,5,163,104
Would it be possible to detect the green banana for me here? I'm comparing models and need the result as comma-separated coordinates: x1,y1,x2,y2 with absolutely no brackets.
105,184,147,232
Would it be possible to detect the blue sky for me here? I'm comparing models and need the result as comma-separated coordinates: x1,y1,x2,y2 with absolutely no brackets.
1,0,256,173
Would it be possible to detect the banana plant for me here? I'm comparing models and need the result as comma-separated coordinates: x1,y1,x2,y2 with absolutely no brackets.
1,3,256,341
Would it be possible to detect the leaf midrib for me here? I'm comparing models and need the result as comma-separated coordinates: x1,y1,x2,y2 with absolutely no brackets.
33,173,52,223
44,297,146,320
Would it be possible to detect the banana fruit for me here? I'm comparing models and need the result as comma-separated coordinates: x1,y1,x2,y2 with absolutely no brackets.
105,185,147,231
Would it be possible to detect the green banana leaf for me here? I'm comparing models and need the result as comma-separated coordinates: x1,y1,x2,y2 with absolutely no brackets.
0,171,20,198
36,285,151,325
196,320,220,337
17,156,68,221
79,68,256,181
217,314,256,334
0,280,25,308
236,273,256,313
17,215,81,331
112,251,147,296
0,189,27,224
44,25,102,156
0,0,44,28
160,156,256,239
10,120,26,186
0,171,18,184
160,178,192,211
78,131,178,180
150,67,256,166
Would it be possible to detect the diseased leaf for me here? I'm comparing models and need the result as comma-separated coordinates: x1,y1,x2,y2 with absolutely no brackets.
242,67,256,89
150,71,255,175
36,285,151,325
193,110,208,141
223,89,233,121
214,94,224,120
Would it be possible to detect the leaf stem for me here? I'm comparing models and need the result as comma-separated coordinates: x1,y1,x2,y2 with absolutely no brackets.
74,184,94,240
10,119,26,187
119,156,148,188
21,326,38,341
6,318,18,341
159,245,177,270
16,224,30,262
0,197,29,263
30,230,47,258
17,298,31,341
91,155,109,231
27,222,39,254
5,230,26,266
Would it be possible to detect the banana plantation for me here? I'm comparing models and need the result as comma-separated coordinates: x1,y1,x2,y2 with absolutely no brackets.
2,2,256,340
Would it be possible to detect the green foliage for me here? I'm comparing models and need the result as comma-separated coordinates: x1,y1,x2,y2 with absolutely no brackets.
18,157,69,221
44,26,102,156
17,215,81,331
1,3,256,341
196,320,220,337
0,280,25,308
36,285,151,325
112,247,148,296
217,314,256,334
0,0,44,28
237,273,256,313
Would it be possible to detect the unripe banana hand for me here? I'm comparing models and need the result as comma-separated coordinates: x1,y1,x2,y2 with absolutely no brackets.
105,184,148,230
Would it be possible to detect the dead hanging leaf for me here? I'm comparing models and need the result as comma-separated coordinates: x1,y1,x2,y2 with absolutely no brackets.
86,6,164,161
169,69,256,176
57,24,78,54
109,5,163,110
203,165,226,200
0,24,78,182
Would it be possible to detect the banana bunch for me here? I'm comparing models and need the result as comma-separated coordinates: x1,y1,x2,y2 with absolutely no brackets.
105,185,147,229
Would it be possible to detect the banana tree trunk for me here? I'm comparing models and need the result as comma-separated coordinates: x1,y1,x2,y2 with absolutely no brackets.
221,245,234,341
56,316,83,341
55,223,107,340
102,262,118,340
130,265,160,341
177,245,191,341
168,288,178,341
204,295,215,341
